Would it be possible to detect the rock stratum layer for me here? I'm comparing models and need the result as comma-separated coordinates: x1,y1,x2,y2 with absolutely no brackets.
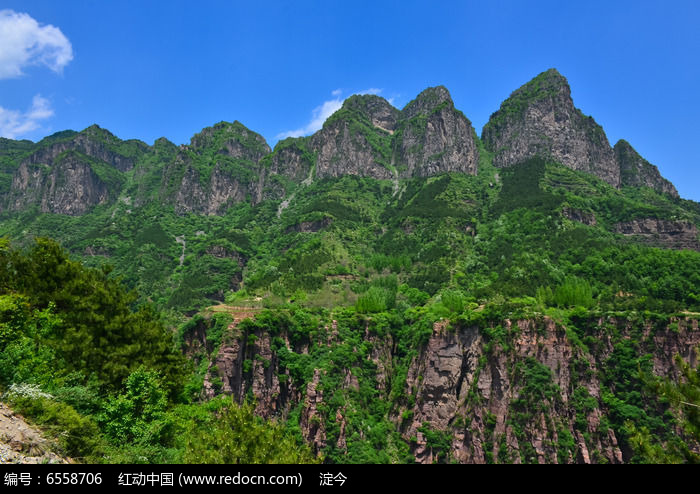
183,312,700,464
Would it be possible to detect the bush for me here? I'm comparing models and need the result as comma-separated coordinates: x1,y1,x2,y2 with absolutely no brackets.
7,394,103,459
184,399,319,464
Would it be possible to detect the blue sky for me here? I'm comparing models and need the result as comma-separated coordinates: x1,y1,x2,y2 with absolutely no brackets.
1,0,699,200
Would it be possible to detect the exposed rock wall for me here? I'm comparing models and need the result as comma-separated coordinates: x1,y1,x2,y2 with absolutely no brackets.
309,99,394,180
615,139,679,197
6,153,110,215
393,86,479,178
164,122,272,214
614,218,700,251
0,403,69,464
482,69,620,187
187,313,700,463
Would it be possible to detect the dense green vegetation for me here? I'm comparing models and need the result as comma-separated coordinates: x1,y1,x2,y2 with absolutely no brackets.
0,239,317,463
1,117,700,464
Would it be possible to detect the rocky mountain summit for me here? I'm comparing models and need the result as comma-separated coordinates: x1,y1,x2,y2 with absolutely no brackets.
0,70,679,218
482,69,620,186
482,69,677,196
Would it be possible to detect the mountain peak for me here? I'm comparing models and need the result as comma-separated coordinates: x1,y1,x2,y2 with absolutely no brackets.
401,85,453,120
189,121,270,158
80,124,116,140
339,93,400,131
482,69,619,187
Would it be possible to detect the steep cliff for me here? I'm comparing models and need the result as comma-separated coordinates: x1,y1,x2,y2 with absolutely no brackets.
393,86,479,178
2,125,142,215
615,139,678,197
482,69,620,187
184,308,700,464
614,218,700,251
162,121,271,214
309,95,395,180
5,150,116,215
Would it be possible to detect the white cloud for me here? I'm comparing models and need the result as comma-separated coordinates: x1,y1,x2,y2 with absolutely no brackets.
357,88,382,95
277,87,385,140
277,92,344,139
0,10,73,79
0,94,54,138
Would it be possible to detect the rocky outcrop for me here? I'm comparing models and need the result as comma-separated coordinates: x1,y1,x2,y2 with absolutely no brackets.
205,245,246,266
613,218,700,250
404,318,619,464
172,162,251,215
0,403,69,464
23,125,144,173
165,122,272,214
615,140,678,197
562,206,597,226
482,69,620,187
284,217,333,234
393,86,479,177
6,151,112,215
307,89,480,181
187,311,700,463
309,95,394,180
2,125,140,215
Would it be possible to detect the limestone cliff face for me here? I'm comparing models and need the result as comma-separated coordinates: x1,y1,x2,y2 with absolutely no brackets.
615,140,678,197
614,218,700,251
2,125,140,215
257,138,315,202
393,86,479,177
6,151,112,215
22,126,143,173
186,312,699,463
404,319,618,464
309,95,395,180
307,90,479,181
164,121,271,214
482,69,620,187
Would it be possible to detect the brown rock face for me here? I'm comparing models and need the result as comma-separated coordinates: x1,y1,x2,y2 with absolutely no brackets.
613,218,700,251
188,311,699,463
0,403,69,464
2,125,140,215
165,121,272,214
6,152,111,215
307,90,479,181
393,86,480,178
562,206,597,226
615,139,678,197
263,139,314,183
309,96,395,180
172,162,251,215
482,69,620,187
23,126,142,173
